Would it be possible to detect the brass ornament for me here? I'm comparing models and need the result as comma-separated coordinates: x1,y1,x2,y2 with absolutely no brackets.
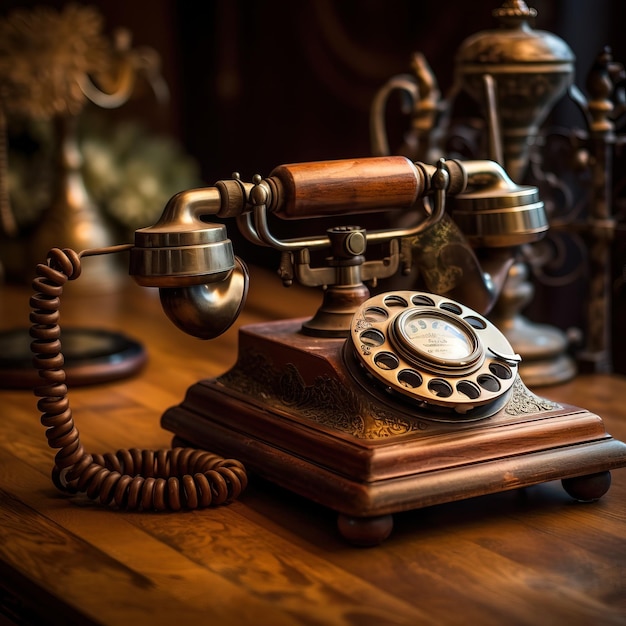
455,0,575,182
370,1,581,385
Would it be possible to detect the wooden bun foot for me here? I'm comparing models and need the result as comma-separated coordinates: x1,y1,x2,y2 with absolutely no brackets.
562,471,611,502
337,514,394,547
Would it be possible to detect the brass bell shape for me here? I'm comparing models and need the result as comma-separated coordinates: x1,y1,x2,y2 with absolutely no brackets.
455,0,575,181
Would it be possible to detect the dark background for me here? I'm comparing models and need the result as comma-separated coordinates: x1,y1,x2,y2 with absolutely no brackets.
2,0,626,372
3,0,621,179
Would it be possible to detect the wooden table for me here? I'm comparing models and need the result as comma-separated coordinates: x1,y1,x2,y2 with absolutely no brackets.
1,266,625,626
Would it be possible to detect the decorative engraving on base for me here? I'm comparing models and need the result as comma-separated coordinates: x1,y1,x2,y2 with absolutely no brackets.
218,350,428,439
505,377,561,415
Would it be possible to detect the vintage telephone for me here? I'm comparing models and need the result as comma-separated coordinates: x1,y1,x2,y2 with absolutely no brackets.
31,155,626,545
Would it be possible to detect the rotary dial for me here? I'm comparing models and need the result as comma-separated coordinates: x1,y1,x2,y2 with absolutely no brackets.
349,291,521,413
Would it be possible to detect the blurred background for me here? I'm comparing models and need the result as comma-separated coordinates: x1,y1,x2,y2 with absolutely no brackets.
3,0,621,181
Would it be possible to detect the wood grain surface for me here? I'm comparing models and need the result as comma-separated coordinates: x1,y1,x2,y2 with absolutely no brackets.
0,265,624,625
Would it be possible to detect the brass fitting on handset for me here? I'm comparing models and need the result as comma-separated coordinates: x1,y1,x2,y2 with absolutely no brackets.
129,156,547,338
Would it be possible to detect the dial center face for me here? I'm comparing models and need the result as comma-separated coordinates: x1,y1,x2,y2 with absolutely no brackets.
398,312,475,362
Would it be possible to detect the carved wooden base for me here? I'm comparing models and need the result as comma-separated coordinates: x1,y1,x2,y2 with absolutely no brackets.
162,319,626,545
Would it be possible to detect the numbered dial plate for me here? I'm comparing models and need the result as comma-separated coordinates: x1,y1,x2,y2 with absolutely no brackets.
393,309,482,369
350,291,521,412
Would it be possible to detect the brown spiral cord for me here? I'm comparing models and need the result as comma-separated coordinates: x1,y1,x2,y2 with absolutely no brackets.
30,247,248,511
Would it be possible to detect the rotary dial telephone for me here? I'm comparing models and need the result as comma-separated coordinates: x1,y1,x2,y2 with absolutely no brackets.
31,155,626,546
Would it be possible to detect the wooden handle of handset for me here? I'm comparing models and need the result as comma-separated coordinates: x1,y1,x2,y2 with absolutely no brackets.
266,156,430,219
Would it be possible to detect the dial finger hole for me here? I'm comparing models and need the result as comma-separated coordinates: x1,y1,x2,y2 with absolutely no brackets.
456,380,481,399
397,369,423,389
411,294,436,307
374,351,399,370
439,302,462,315
464,315,487,330
489,361,513,379
477,373,501,392
363,306,388,323
383,295,408,308
360,329,385,347
428,378,453,398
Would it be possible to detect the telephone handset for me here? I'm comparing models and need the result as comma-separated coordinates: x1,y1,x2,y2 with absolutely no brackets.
349,290,520,414
31,155,626,545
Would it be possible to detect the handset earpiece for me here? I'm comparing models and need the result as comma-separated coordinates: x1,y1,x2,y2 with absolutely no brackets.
448,159,547,248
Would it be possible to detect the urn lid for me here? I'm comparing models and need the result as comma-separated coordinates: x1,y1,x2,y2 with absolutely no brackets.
456,0,575,70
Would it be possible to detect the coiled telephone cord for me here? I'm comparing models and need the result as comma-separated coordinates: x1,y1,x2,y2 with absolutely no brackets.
30,246,248,511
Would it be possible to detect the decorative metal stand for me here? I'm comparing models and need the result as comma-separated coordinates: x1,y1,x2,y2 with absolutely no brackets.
529,46,625,374
371,0,625,383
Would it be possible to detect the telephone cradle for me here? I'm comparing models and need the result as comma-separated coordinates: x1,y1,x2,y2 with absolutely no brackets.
163,308,626,546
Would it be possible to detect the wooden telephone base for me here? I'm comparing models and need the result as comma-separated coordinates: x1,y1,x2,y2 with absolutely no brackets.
163,319,626,546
